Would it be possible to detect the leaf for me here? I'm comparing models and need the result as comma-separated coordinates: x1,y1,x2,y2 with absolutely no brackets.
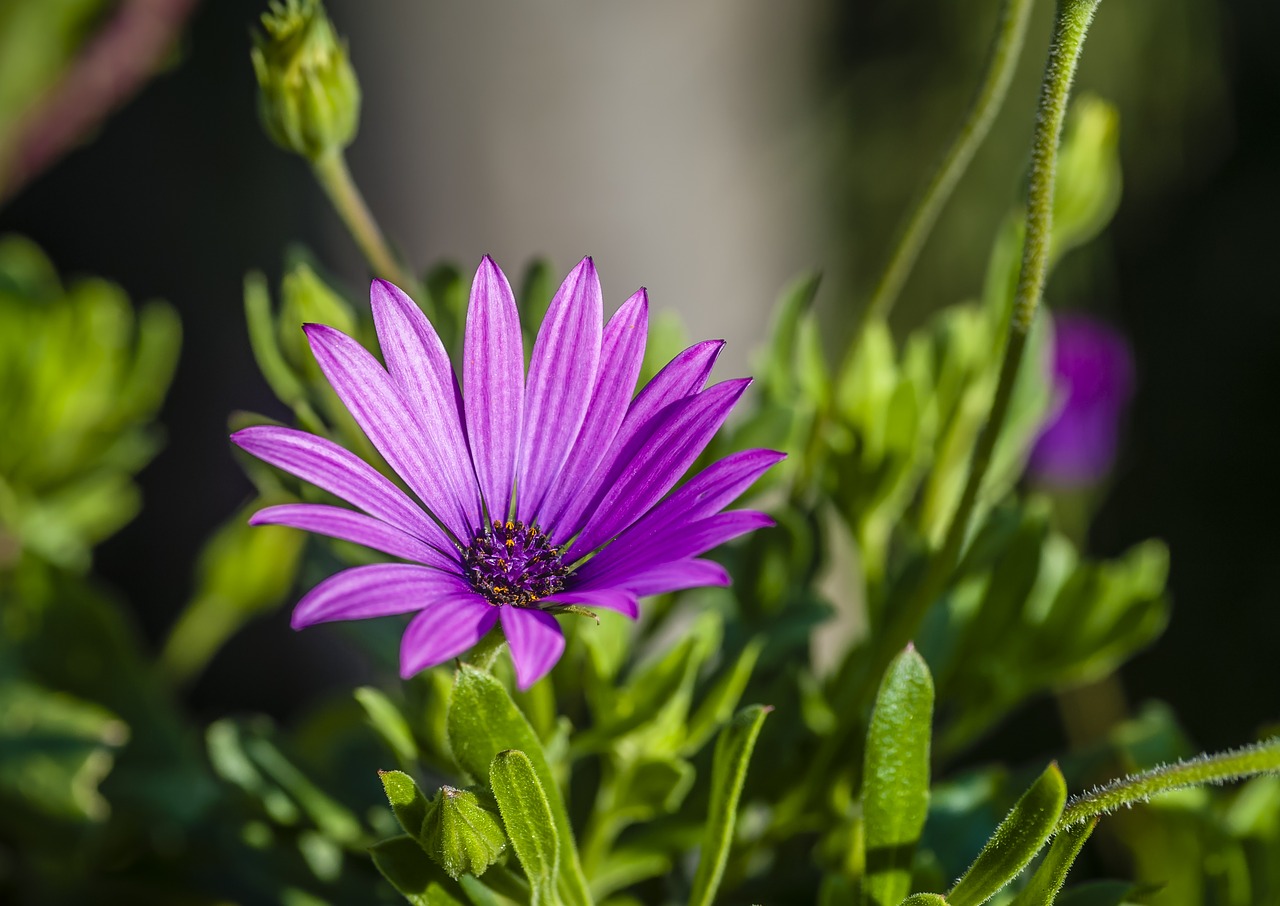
1009,819,1097,906
759,272,821,403
379,770,429,839
420,785,508,880
898,896,948,906
447,665,591,906
357,686,419,767
688,704,772,906
490,750,560,906
948,763,1068,906
610,755,696,825
371,835,467,906
590,847,672,901
861,645,935,906
244,270,306,408
683,637,765,754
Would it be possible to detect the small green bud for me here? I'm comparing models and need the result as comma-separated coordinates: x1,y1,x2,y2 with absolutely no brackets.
251,0,360,160
278,262,356,372
420,785,508,880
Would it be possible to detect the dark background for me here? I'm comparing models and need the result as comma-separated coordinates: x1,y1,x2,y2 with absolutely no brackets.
1,0,1276,757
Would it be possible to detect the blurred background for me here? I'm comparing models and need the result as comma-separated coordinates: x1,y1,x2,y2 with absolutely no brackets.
0,0,1276,784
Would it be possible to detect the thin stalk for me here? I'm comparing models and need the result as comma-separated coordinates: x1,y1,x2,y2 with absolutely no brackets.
852,0,1035,335
1058,738,1280,830
877,0,1103,680
311,149,417,289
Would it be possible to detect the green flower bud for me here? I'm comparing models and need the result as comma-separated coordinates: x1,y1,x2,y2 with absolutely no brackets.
251,0,360,160
420,785,508,880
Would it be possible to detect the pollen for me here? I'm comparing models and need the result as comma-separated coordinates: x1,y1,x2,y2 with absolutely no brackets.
463,519,569,607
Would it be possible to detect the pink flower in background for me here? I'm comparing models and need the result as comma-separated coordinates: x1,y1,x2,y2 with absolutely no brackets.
1027,313,1135,488
232,257,780,689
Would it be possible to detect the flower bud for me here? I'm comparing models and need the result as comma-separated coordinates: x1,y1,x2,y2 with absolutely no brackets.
420,786,508,880
251,0,360,160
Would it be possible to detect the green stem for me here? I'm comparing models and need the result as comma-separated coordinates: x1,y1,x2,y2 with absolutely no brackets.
463,625,508,674
311,149,416,289
1058,738,1280,830
853,0,1035,334
878,0,1102,679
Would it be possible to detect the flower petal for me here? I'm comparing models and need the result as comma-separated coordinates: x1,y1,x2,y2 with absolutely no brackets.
463,257,524,520
291,563,473,628
540,588,639,619
370,280,482,529
567,379,752,559
539,288,649,535
499,607,565,690
553,339,723,539
516,258,603,522
305,323,474,540
399,593,499,678
577,511,773,588
231,425,450,550
250,503,458,569
579,558,730,597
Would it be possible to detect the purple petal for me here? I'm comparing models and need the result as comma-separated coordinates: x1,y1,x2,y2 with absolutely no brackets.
500,607,565,690
291,563,473,628
305,324,475,540
552,339,724,539
399,593,500,678
540,588,640,619
577,511,773,588
538,289,649,535
463,257,525,521
231,425,450,550
250,504,458,570
516,258,603,522
370,280,482,529
616,558,731,596
567,379,752,559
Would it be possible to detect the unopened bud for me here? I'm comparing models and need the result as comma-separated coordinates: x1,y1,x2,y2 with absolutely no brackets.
251,0,360,160
420,785,508,880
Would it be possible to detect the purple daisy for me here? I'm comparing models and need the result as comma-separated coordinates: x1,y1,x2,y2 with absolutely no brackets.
232,257,781,689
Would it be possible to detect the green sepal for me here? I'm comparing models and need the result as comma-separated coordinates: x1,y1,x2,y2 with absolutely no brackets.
862,644,935,906
490,750,560,905
420,785,508,880
1009,818,1096,906
948,763,1068,906
370,835,467,906
688,704,772,906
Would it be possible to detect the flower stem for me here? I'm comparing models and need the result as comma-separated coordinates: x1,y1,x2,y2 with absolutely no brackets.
311,149,416,289
464,624,508,674
1058,738,1280,830
853,0,1035,334
879,0,1102,677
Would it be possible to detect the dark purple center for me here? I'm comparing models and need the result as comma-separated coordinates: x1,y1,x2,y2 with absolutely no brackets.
463,520,568,607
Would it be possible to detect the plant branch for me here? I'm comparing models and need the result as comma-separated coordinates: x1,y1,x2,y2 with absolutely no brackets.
311,148,416,290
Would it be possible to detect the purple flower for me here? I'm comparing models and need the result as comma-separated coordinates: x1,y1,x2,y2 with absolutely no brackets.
232,257,781,689
1027,313,1134,488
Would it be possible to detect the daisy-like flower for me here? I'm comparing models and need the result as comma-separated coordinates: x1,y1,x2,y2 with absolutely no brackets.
232,257,781,689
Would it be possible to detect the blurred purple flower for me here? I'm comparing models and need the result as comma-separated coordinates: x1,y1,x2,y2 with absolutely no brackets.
1027,313,1135,488
232,257,780,689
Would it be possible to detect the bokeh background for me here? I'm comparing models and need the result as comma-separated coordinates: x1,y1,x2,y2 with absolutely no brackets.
1,0,1276,778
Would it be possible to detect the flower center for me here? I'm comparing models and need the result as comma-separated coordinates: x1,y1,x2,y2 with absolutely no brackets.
463,520,568,607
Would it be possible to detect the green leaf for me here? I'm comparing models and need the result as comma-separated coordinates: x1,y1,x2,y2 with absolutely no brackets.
948,763,1068,906
590,847,672,901
357,686,419,767
683,637,765,754
447,665,591,906
371,835,467,906
688,704,772,906
611,755,696,825
379,770,429,839
1009,819,1096,906
420,785,508,880
898,896,948,906
759,272,821,403
490,750,560,905
862,645,935,906
1053,881,1140,906
244,270,306,408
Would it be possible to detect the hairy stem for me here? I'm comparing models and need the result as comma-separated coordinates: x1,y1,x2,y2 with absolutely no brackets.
1058,738,1280,829
311,149,416,289
855,0,1036,332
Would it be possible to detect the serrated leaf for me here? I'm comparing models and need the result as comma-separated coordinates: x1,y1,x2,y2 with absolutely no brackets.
688,704,772,906
862,645,935,906
371,835,467,906
490,750,559,905
948,763,1068,906
421,785,508,880
446,665,590,906
379,770,429,839
1009,818,1096,906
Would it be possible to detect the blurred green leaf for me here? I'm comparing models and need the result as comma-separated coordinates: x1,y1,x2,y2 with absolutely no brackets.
1009,818,1096,906
490,749,560,905
683,637,764,754
948,763,1068,906
371,834,468,906
862,646,935,906
357,686,419,768
688,704,771,906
